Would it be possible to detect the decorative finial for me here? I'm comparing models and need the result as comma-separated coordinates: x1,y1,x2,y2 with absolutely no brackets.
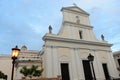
15,45,18,49
73,3,77,6
49,25,52,34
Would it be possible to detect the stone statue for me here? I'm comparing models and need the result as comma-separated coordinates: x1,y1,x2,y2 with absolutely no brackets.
76,16,80,24
101,34,104,41
49,25,52,34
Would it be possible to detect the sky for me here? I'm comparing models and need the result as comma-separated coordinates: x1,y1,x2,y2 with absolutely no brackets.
0,0,120,54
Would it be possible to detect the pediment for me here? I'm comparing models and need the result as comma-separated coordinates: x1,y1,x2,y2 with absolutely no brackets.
61,6,89,15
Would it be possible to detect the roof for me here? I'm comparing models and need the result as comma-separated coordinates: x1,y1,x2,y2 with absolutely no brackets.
113,51,120,56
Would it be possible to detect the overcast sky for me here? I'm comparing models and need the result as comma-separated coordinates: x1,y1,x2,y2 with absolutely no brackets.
0,0,120,54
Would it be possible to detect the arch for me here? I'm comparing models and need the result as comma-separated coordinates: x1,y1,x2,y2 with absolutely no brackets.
59,55,70,62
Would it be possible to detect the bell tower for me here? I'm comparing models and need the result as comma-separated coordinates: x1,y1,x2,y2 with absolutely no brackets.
61,6,90,25
58,6,99,42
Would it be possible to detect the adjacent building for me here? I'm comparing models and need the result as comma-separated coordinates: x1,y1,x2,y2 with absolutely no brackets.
0,45,41,80
15,45,41,80
41,5,119,80
0,54,12,80
113,51,120,76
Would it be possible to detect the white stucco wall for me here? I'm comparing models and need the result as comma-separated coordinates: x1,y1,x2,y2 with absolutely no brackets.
42,6,119,80
0,55,13,80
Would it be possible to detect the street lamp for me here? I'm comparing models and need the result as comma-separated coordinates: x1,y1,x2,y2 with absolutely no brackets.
87,53,96,80
11,45,20,80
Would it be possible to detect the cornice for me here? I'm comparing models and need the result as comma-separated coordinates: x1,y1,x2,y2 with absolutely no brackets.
63,21,93,29
43,36,112,47
45,45,111,52
16,60,41,63
113,51,120,56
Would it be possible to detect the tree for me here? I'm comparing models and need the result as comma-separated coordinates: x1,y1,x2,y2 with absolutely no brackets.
0,71,4,78
20,65,43,79
20,66,29,77
0,71,7,80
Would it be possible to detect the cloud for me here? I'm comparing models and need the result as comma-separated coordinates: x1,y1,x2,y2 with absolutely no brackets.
78,0,115,8
0,0,120,53
29,23,47,34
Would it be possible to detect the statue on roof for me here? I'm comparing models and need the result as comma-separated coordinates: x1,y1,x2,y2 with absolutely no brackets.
49,25,52,34
101,34,105,41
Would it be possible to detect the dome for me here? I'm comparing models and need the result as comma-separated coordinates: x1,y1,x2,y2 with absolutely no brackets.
21,45,27,51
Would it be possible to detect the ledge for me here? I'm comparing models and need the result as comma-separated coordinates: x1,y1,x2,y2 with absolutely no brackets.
43,35,112,47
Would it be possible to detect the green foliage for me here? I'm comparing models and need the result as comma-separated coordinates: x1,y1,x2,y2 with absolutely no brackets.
0,71,4,78
20,65,43,78
20,66,28,77
0,71,7,79
33,68,44,77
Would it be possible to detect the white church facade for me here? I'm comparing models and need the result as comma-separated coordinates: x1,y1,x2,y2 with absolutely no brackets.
40,6,119,80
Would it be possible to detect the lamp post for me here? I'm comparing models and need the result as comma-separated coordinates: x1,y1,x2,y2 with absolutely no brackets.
11,45,20,80
87,53,96,80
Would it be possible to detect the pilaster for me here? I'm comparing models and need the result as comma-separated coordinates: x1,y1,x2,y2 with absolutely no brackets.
75,48,85,80
45,46,53,77
70,48,78,80
94,50,105,80
107,51,119,78
52,46,59,77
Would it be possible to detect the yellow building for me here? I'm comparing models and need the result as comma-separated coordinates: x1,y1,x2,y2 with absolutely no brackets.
41,5,119,80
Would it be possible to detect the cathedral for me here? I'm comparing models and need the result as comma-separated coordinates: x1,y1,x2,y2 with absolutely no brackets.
0,5,119,80
40,5,119,80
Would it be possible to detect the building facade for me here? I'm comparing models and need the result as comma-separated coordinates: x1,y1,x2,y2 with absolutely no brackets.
15,45,42,80
0,54,12,80
113,51,120,77
0,45,41,80
41,6,119,80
